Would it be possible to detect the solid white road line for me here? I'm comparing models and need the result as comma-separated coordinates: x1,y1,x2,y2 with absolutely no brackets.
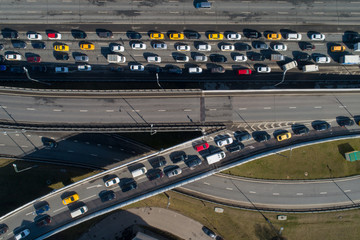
82,194,97,202
53,206,67,213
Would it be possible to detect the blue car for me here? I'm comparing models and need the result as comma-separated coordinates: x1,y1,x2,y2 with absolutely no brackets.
35,204,50,215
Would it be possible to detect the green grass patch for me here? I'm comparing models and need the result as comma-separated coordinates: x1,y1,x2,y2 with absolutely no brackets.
0,161,99,216
222,138,360,179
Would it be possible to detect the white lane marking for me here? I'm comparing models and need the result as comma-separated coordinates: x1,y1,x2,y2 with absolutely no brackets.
209,108,217,111
98,11,108,14
289,107,297,109
26,135,31,137
15,134,19,136
203,182,210,185
80,110,88,112
338,105,347,108
273,193,280,195
320,192,327,194
296,193,303,195
25,211,35,216
184,109,192,112
53,109,62,112
82,194,97,201
53,206,67,213
314,106,322,109
264,107,272,110
67,150,74,153
90,154,98,157
106,110,114,112
132,110,140,112
21,145,28,148
26,108,35,111
0,144,5,146
226,187,233,190
314,12,324,14
239,108,247,110
27,11,40,13
62,11,72,13
1,106,7,108
344,189,351,192
86,184,102,189
249,191,256,194
278,12,288,14
170,11,179,14
314,1,323,3
27,0,37,2
158,109,166,112
62,0,72,2
169,0,178,2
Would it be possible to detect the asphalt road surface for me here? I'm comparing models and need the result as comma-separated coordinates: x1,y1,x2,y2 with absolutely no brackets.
0,91,359,124
0,0,360,25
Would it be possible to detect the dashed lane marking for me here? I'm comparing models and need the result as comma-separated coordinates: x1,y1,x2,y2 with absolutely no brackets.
320,192,327,194
53,206,67,213
344,189,351,192
273,193,280,195
80,110,88,112
226,187,233,190
26,108,35,111
203,182,210,185
296,193,304,195
249,191,256,194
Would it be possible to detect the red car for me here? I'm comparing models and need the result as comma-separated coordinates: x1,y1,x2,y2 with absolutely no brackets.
27,56,41,63
194,142,209,152
35,215,51,227
237,69,252,75
47,32,61,40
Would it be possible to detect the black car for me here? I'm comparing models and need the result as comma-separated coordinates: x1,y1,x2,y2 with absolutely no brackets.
2,30,18,39
35,203,50,215
296,53,311,62
128,32,142,39
30,66,47,73
313,122,331,131
10,67,25,73
235,131,251,141
32,41,46,49
254,133,271,142
337,117,354,127
172,153,188,163
12,40,27,49
146,169,164,181
249,53,265,61
167,66,183,74
236,43,251,51
346,33,360,42
148,66,163,73
185,157,202,169
110,66,124,72
293,125,310,135
35,215,51,227
245,30,260,39
0,224,8,236
72,30,87,39
185,31,201,39
151,157,167,168
55,53,69,61
210,54,227,63
226,143,244,153
121,179,137,192
300,42,315,51
100,190,116,202
98,30,113,38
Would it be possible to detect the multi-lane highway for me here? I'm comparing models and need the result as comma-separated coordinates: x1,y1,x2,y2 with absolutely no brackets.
0,90,359,125
1,0,360,25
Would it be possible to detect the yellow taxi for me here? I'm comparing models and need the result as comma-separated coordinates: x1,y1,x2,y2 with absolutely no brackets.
150,33,164,40
62,193,79,205
266,33,281,40
169,33,184,40
80,43,95,50
330,45,345,52
54,44,69,52
276,132,292,142
208,33,224,40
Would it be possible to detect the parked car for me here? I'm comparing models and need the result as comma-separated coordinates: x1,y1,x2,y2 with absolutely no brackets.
2,30,18,39
194,54,208,62
78,65,91,71
235,131,251,141
110,44,124,52
194,142,209,152
146,169,164,181
296,53,311,62
273,43,287,51
237,69,252,75
185,31,201,39
249,53,265,61
226,143,244,153
197,43,211,51
130,64,145,71
121,179,137,192
300,42,315,51
152,42,167,49
277,132,292,141
14,229,30,240
257,66,271,73
47,32,61,39
220,44,235,51
35,203,50,215
254,133,271,142
337,117,354,127
12,40,27,49
210,54,227,62
105,177,120,187
98,30,113,38
131,42,146,50
216,136,233,147
128,32,142,39
254,43,268,50
150,33,164,40
165,166,182,178
226,33,241,40
100,190,116,202
55,53,69,60
266,33,281,40
27,56,41,63
169,33,184,40
293,125,309,135
176,44,190,51
55,67,69,73
5,53,21,61
313,122,331,131
310,33,325,40
80,43,95,50
175,55,189,62
54,44,69,52
189,67,202,74
32,41,46,49
211,66,225,73
244,30,260,39
75,55,89,62
316,56,331,63
35,215,51,227
72,30,86,39
331,45,346,52
0,224,8,236
208,33,224,40
233,54,247,62
172,153,188,163
27,33,42,40
185,157,202,169
62,194,79,205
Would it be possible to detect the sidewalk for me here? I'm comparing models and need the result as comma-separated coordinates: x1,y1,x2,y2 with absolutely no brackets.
78,207,213,240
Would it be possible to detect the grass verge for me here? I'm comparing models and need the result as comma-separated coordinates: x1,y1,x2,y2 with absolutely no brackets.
222,138,360,180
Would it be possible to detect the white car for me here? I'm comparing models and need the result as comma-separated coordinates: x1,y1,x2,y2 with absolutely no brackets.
188,67,202,74
176,44,190,51
147,56,161,63
130,64,145,71
27,33,42,40
273,43,287,51
197,44,211,51
77,64,92,71
15,229,30,240
55,67,69,73
226,33,241,40
257,66,271,73
216,137,233,147
105,177,120,187
131,43,146,50
194,55,208,62
110,44,124,52
5,53,21,61
166,166,182,178
233,55,247,62
316,56,331,63
221,44,235,51
311,33,325,40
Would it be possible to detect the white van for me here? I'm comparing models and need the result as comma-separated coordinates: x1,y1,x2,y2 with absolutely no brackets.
131,167,147,178
70,206,88,218
285,33,302,40
206,151,226,165
302,64,319,72
147,56,161,63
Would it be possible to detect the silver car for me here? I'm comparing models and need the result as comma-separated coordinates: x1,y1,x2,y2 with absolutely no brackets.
165,166,182,178
75,55,89,62
152,42,167,49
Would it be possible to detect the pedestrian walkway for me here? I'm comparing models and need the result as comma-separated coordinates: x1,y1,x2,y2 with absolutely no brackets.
78,207,213,240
